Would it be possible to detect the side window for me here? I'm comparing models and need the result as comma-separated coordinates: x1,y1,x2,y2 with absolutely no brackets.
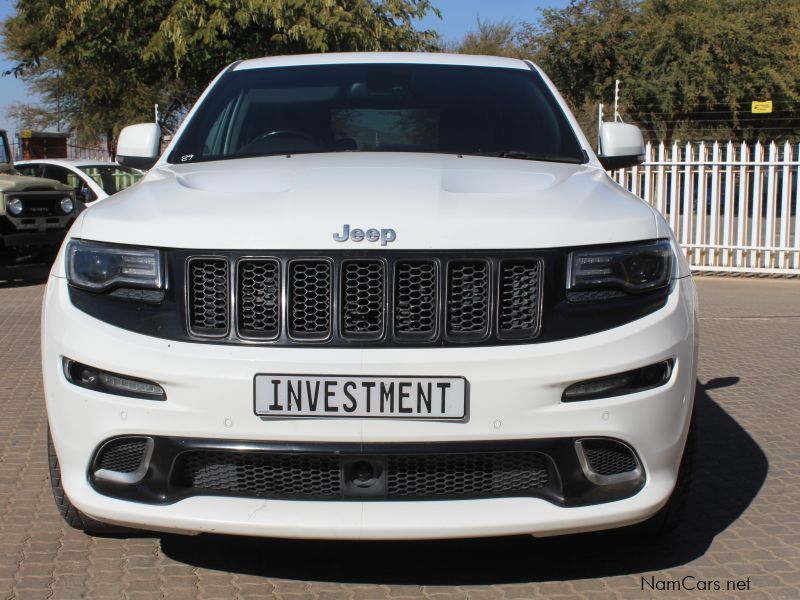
16,164,38,177
43,165,82,190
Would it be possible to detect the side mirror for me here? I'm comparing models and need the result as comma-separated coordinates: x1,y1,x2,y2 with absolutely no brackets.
597,122,645,170
117,123,161,170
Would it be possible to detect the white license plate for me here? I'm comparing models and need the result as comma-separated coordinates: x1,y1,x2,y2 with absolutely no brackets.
254,374,467,420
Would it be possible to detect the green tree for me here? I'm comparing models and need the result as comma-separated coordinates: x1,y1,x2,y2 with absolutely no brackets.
521,0,800,143
448,18,524,58
1,0,440,150
631,0,800,142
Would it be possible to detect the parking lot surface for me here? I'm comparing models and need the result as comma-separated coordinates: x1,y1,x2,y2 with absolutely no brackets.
1,268,798,599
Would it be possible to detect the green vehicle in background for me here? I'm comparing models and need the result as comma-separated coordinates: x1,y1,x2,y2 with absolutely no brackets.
0,129,76,265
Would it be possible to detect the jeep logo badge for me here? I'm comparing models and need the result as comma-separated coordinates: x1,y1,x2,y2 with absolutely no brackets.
333,224,396,246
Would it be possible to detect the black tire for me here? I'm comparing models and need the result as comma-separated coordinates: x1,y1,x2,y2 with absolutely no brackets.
628,408,695,537
47,427,133,534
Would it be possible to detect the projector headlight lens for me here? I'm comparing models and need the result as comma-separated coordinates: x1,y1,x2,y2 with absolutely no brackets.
66,240,163,292
568,240,673,294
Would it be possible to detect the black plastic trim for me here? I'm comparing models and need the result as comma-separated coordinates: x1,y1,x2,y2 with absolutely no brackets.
68,244,669,348
88,436,645,507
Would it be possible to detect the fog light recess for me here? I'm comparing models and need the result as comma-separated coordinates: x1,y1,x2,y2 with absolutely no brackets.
562,359,674,402
63,358,166,400
93,436,154,484
575,438,643,486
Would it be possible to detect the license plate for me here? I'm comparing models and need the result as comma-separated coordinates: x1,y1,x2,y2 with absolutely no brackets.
254,374,467,420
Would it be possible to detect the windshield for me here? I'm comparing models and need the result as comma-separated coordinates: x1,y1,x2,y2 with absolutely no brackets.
77,165,143,194
169,63,585,165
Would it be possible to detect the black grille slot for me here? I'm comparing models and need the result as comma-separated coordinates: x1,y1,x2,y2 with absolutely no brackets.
288,260,332,338
175,450,550,500
188,258,229,336
447,261,489,338
583,440,638,475
394,261,437,338
96,438,148,473
180,452,342,498
499,260,542,338
387,452,549,498
237,259,280,339
341,260,385,337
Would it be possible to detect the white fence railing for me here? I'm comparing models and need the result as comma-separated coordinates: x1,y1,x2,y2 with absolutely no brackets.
612,141,800,275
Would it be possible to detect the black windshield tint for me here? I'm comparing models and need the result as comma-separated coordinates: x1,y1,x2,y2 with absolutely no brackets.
169,64,584,164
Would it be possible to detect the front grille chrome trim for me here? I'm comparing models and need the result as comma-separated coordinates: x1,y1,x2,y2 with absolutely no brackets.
286,257,335,342
185,256,230,338
234,256,282,341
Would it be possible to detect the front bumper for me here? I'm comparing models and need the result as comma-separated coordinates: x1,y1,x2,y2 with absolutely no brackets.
43,274,698,539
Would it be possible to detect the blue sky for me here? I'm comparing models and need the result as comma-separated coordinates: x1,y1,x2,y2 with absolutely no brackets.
0,0,568,138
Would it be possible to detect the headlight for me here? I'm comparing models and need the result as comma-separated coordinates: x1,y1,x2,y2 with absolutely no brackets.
60,196,74,214
67,240,163,292
7,197,23,216
567,240,673,295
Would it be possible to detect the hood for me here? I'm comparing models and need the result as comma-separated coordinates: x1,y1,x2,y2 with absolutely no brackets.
78,153,657,250
0,170,72,193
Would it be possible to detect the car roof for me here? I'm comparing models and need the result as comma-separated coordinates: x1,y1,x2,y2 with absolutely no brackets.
235,52,531,72
15,158,120,168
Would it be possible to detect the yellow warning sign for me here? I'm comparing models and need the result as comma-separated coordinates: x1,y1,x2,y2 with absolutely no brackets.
20,130,32,138
751,101,773,114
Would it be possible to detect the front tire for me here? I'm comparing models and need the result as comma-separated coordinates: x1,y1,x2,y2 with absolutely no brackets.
47,427,132,534
629,408,695,537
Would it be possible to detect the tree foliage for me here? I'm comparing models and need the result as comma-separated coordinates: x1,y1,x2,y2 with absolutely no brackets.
1,0,440,146
522,0,800,142
447,18,523,59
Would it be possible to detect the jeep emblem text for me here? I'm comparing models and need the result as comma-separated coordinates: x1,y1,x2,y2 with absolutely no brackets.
333,224,396,246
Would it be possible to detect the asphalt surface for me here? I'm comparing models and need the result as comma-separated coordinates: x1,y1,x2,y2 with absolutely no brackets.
1,266,798,599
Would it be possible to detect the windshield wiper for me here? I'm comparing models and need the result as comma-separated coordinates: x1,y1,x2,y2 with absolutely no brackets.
464,151,584,164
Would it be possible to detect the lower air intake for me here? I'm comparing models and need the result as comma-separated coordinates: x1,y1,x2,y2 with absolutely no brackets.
177,450,550,500
95,437,150,474
580,439,639,476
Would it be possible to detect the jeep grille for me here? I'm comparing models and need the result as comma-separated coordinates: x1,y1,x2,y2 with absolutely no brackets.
184,252,543,346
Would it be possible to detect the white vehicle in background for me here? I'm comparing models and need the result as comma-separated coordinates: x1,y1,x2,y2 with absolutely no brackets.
15,158,143,204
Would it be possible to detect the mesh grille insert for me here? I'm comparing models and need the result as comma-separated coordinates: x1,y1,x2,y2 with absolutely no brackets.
447,261,489,337
238,259,280,338
96,438,148,473
175,450,550,500
289,260,332,338
188,258,229,335
583,440,638,476
499,260,542,336
342,260,385,337
387,452,549,498
181,452,342,498
394,261,437,337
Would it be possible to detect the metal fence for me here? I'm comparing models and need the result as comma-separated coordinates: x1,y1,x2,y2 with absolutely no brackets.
612,141,800,275
66,143,111,161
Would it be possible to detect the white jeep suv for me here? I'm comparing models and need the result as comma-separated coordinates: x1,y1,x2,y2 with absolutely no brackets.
42,52,697,540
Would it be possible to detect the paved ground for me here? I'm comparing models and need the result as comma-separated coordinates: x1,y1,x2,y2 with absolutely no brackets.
1,267,799,599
